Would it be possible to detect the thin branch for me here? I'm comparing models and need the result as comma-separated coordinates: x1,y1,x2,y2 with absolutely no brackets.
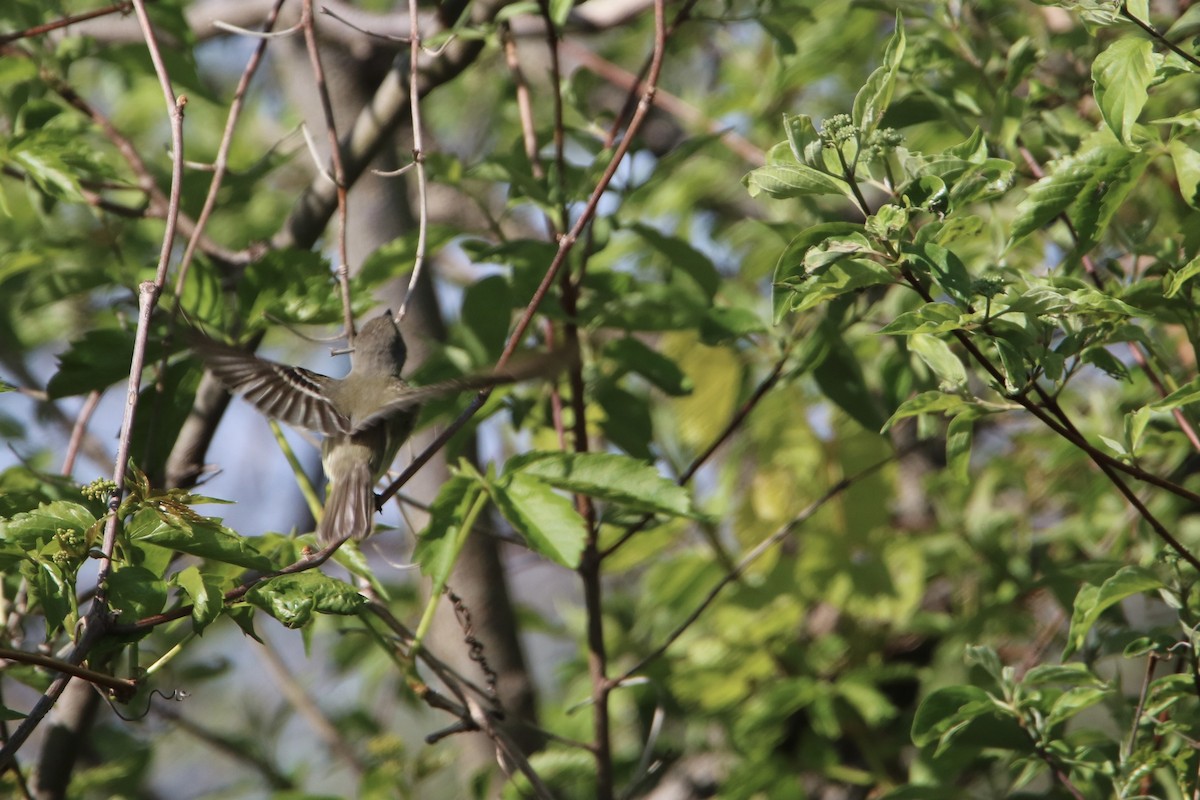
0,647,137,701
61,391,102,477
603,343,793,558
1015,144,1200,454
301,0,356,341
174,0,286,300
0,2,133,47
397,0,431,321
611,452,899,686
379,0,672,508
256,639,366,774
1120,2,1200,71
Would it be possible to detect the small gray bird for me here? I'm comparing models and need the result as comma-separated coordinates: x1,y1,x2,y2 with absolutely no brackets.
196,313,559,546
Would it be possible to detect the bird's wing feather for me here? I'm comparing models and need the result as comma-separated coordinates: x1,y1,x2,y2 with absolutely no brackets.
349,351,571,433
194,338,350,435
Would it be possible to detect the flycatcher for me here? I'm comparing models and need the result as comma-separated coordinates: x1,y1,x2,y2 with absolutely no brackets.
196,312,556,545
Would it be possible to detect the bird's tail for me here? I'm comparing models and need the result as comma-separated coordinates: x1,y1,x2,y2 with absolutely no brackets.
317,460,375,546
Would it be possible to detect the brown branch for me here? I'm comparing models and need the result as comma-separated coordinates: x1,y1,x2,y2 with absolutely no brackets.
0,647,137,702
0,2,133,47
300,0,356,341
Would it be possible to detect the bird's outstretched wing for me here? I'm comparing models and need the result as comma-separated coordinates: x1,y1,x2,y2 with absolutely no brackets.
193,337,350,435
349,349,572,433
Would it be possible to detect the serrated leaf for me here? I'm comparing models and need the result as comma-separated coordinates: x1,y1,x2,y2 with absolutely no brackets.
1092,38,1155,147
490,472,586,568
126,507,272,571
106,566,167,626
245,572,365,629
175,565,223,633
0,500,97,550
1164,253,1200,298
509,451,694,517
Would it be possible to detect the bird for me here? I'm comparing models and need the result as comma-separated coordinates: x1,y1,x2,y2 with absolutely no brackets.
194,312,561,546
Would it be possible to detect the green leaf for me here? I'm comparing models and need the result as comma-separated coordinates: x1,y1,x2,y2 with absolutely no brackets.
878,303,965,335
413,473,482,586
1045,686,1111,728
47,328,153,399
628,223,721,299
904,243,973,305
910,685,996,749
813,325,887,432
459,274,513,362
21,559,74,635
700,305,767,345
245,572,365,629
106,566,168,626
1023,662,1106,687
126,507,273,571
1164,252,1200,297
0,500,97,550
783,113,822,166
1092,38,1155,148
852,12,906,136
744,163,845,199
882,391,970,431
509,451,694,517
1150,375,1200,411
1008,145,1145,248
945,411,976,484
489,472,585,568
174,566,223,633
1064,565,1164,657
790,258,894,315
0,705,26,721
908,334,967,389
595,383,654,460
1169,140,1200,209
603,337,693,396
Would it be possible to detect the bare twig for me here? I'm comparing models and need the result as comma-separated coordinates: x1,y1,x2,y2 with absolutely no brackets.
301,0,356,342
397,0,431,322
0,2,133,47
61,390,102,477
0,647,137,701
257,639,366,773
